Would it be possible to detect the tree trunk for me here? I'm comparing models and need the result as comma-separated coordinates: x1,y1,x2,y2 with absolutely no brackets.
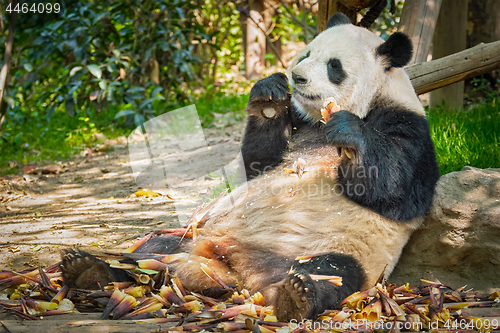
245,0,266,80
398,0,442,66
0,0,18,131
465,0,500,98
429,0,467,109
317,0,357,33
264,0,282,65
467,0,500,47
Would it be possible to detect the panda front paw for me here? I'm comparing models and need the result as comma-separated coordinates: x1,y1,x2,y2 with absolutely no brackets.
325,110,365,160
274,273,316,321
247,73,290,120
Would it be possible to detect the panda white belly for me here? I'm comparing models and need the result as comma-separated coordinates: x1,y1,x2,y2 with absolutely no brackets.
179,145,421,293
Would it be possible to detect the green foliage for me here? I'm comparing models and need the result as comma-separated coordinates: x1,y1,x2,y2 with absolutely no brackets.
428,101,500,175
12,0,213,128
364,0,405,39
273,4,316,44
466,75,500,105
0,0,248,174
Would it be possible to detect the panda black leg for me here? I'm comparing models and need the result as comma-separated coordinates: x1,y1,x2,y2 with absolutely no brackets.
274,252,366,321
134,235,187,254
60,236,186,289
242,73,293,179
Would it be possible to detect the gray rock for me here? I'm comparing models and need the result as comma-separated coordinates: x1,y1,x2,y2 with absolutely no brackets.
391,166,500,293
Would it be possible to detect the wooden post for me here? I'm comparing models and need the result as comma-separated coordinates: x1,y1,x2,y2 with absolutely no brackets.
398,0,442,66
429,0,467,109
317,0,357,33
318,0,337,33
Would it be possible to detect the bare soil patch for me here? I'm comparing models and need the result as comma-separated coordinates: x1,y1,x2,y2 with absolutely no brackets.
0,123,245,272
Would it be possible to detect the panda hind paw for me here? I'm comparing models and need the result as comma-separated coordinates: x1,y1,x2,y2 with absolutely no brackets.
60,249,128,290
274,273,316,321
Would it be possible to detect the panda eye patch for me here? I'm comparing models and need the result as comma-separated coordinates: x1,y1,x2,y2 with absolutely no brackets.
327,58,346,85
297,51,311,64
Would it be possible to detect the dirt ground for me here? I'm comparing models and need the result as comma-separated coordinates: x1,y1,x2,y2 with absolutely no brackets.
0,122,245,272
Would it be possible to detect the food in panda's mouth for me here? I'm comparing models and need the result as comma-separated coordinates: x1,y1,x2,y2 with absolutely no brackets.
321,97,340,123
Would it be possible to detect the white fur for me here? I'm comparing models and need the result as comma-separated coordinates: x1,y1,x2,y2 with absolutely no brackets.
175,147,422,293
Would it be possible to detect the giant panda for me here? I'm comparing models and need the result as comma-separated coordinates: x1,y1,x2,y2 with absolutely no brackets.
60,13,440,322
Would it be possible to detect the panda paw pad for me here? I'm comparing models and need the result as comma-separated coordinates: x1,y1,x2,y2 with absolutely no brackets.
247,73,290,119
285,273,314,309
60,249,116,290
274,273,316,321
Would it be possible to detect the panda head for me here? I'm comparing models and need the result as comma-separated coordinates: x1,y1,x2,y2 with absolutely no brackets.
287,13,423,122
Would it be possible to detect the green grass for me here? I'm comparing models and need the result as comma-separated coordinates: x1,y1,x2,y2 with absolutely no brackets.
0,92,249,175
428,101,500,175
0,112,130,174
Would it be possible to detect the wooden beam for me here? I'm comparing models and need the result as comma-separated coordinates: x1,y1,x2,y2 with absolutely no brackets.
398,0,442,66
406,40,500,95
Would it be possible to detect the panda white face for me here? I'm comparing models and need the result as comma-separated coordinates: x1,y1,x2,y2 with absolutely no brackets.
287,22,423,121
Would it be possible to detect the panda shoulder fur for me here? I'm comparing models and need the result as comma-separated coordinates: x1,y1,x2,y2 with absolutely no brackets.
60,13,440,322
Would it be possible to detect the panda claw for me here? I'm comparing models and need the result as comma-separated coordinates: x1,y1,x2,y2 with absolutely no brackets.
344,148,355,160
60,249,132,290
274,273,315,321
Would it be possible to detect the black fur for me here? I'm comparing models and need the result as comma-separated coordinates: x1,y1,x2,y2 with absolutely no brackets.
327,58,347,85
326,12,352,29
376,32,413,69
242,73,292,179
324,107,440,221
135,234,187,254
274,253,365,321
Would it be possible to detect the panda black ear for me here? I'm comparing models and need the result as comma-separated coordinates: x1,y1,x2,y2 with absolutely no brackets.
376,32,413,69
326,13,352,29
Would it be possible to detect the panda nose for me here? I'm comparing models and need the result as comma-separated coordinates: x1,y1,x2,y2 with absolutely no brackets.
292,72,308,85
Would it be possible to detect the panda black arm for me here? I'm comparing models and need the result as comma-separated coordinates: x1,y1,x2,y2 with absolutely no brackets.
241,73,293,179
325,107,440,221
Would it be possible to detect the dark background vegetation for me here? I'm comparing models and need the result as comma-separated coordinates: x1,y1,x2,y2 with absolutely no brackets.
0,0,498,175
